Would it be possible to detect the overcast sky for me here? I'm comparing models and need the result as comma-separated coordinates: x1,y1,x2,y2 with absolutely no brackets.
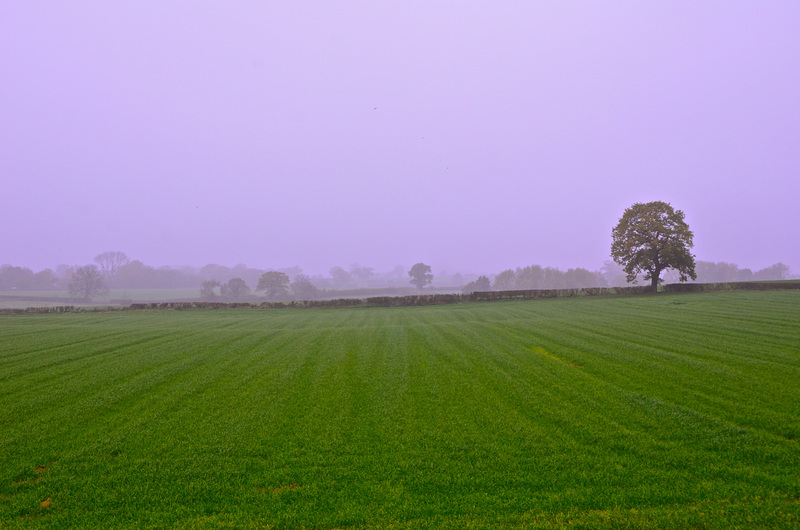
3,2,799,276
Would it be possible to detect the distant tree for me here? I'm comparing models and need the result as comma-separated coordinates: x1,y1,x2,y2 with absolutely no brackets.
200,279,220,301
256,271,290,300
462,275,491,294
230,263,264,288
94,251,129,280
200,263,232,282
33,268,57,290
542,267,566,289
691,261,789,284
510,265,599,290
0,265,34,290
113,260,151,289
515,265,544,290
280,266,304,280
493,269,516,291
329,266,352,289
408,263,433,289
753,262,790,281
599,260,630,287
611,201,697,292
714,262,742,282
693,261,741,283
349,263,375,285
563,268,603,289
220,278,250,301
68,265,109,301
55,265,76,289
290,274,319,300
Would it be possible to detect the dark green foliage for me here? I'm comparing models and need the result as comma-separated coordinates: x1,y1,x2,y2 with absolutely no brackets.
611,201,697,291
1,291,800,527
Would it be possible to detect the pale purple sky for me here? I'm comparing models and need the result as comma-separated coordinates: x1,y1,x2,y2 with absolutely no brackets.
3,2,799,276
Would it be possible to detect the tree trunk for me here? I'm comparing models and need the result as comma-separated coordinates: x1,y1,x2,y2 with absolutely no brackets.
650,272,660,292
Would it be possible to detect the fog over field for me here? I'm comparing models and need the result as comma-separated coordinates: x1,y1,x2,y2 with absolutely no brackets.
3,2,799,276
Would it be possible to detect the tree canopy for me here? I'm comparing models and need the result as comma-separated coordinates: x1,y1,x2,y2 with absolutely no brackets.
611,201,697,291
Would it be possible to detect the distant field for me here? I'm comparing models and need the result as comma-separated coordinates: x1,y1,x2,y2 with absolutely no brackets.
1,291,799,528
103,288,200,302
0,288,200,309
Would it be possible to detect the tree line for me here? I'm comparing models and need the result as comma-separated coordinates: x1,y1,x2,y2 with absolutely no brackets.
1,202,794,301
3,256,789,302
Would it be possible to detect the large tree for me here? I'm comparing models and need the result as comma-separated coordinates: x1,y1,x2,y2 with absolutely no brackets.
408,263,433,289
611,201,697,292
69,265,109,301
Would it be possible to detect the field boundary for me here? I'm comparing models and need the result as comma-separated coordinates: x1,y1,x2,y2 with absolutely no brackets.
1,281,798,315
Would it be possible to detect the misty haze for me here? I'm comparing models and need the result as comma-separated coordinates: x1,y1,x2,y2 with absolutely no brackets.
2,3,798,281
2,3,800,528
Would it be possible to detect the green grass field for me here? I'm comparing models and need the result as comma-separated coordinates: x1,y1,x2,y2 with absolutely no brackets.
1,291,799,528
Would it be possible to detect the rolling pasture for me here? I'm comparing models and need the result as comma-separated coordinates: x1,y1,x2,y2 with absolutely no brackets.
1,291,799,528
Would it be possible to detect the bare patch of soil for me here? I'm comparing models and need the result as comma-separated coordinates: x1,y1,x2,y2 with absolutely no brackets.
271,483,300,495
